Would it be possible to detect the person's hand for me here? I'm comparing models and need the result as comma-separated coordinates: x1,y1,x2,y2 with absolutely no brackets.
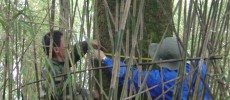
90,40,108,52
90,40,99,49
93,49,106,61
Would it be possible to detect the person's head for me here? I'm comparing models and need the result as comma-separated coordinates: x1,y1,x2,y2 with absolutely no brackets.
42,30,65,61
149,37,183,70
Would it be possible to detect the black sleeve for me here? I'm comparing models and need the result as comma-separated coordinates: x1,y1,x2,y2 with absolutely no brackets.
73,41,89,63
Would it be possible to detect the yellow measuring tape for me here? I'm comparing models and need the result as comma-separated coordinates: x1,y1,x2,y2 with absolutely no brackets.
104,53,152,61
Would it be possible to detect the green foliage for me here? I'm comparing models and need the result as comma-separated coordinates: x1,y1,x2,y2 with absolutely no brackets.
0,0,229,99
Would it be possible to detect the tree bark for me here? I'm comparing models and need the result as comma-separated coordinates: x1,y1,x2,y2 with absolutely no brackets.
94,0,173,99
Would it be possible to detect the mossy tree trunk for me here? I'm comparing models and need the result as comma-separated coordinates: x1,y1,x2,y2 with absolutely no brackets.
94,0,173,99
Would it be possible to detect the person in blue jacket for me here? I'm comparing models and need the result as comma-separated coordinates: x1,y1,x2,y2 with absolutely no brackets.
94,37,211,100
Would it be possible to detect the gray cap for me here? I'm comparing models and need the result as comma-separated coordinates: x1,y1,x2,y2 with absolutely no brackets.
149,37,183,70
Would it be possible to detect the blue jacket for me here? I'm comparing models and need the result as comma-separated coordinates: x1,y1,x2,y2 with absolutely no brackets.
102,57,210,100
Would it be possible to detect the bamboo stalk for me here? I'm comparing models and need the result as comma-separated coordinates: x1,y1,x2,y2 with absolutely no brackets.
0,0,229,99
33,35,40,100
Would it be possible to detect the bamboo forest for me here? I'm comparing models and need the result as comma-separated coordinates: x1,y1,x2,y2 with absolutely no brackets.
0,0,229,100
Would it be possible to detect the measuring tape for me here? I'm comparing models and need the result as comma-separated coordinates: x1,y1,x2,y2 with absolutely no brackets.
104,53,152,61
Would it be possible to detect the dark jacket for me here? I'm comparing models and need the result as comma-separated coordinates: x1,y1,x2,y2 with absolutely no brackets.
40,41,90,100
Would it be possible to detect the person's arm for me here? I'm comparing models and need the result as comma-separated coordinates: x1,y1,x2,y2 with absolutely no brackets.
73,41,88,62
72,40,99,63
94,50,127,83
101,57,127,78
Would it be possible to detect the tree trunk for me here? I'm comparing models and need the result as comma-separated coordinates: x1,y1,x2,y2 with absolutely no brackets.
94,0,172,99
